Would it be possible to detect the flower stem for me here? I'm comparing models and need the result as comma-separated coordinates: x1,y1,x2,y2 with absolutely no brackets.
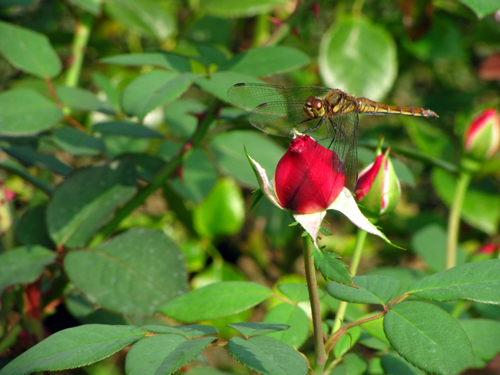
332,229,367,333
303,237,326,374
446,170,472,269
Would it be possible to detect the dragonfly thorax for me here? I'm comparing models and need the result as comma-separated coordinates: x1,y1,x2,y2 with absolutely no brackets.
304,96,325,119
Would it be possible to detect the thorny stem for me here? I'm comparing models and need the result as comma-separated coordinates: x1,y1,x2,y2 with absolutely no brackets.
303,237,326,374
331,229,367,333
446,170,472,269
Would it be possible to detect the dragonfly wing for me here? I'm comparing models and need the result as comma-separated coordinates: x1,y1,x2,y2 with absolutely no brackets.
328,112,358,193
249,101,316,137
227,83,333,111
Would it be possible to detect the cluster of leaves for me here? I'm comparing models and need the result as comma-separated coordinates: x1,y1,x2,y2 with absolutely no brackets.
1,0,500,375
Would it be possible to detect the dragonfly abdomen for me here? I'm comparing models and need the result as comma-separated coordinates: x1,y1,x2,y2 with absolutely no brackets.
356,97,438,118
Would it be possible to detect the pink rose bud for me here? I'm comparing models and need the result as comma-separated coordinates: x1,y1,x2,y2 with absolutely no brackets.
354,148,400,218
273,135,345,214
464,109,500,161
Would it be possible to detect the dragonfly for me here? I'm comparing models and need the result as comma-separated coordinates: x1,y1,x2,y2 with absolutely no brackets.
227,83,438,193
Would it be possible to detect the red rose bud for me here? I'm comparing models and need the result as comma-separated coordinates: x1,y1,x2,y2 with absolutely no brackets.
354,148,400,217
464,109,500,161
273,135,345,214
477,244,499,254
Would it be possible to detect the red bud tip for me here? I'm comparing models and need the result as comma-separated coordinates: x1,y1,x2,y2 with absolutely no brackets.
274,135,345,214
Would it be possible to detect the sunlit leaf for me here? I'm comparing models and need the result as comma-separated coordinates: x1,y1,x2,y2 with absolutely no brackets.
227,335,308,375
199,0,288,18
384,301,475,375
159,281,271,322
408,259,500,304
0,325,146,375
319,17,396,101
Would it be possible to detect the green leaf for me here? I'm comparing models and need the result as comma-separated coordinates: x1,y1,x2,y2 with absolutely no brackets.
0,21,61,78
159,281,272,323
359,312,389,344
56,86,114,114
16,205,54,248
196,71,262,102
52,128,105,156
408,259,500,304
227,335,308,375
141,326,188,337
125,335,215,375
93,121,163,138
211,130,285,189
411,224,467,272
3,144,72,176
164,99,206,137
313,248,354,286
384,301,475,375
278,283,309,303
365,267,429,294
176,324,220,338
327,275,401,305
432,168,500,235
93,72,120,109
64,228,188,315
221,47,310,77
169,147,218,203
47,160,136,247
319,17,396,101
333,326,361,359
0,89,63,136
186,15,231,45
380,353,426,375
263,303,309,348
100,52,191,72
104,0,176,40
227,322,290,338
459,319,500,367
457,0,500,18
121,70,201,119
0,246,56,292
68,0,101,14
0,325,146,375
189,368,237,375
401,117,449,158
193,178,245,239
199,0,288,18
195,44,228,67
329,353,367,375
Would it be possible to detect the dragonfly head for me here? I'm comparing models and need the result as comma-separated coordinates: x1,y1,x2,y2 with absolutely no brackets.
304,96,325,119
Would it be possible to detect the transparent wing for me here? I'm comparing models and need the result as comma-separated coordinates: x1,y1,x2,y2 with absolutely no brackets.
227,83,333,111
327,112,358,193
248,101,321,138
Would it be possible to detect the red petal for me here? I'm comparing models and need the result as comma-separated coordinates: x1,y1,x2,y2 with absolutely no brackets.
274,136,345,214
354,154,383,201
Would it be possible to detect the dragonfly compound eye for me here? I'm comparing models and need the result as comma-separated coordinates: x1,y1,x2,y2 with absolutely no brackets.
304,96,325,118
